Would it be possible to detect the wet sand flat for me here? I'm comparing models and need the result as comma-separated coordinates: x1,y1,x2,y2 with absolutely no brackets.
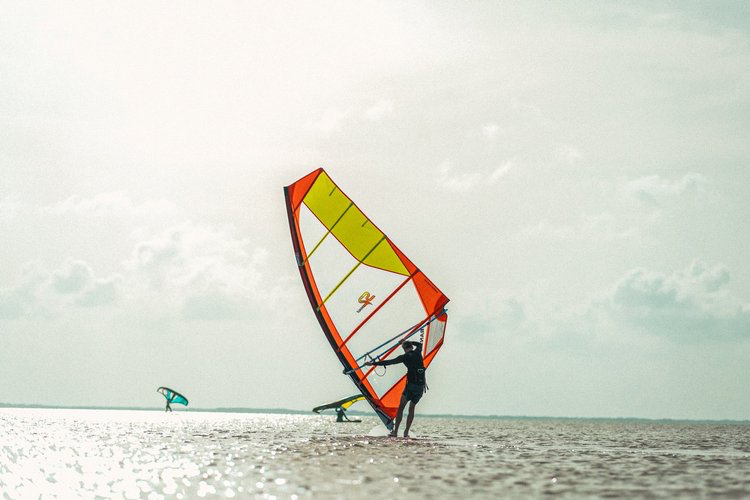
2,408,750,498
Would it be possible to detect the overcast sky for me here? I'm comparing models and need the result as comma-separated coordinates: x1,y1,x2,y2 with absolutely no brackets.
1,1,749,419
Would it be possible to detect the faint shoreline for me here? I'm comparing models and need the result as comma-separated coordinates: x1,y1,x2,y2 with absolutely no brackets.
1,403,748,425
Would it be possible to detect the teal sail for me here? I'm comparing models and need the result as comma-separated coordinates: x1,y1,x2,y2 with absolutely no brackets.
157,386,189,406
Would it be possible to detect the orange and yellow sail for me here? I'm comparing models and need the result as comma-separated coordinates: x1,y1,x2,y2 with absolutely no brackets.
284,169,449,429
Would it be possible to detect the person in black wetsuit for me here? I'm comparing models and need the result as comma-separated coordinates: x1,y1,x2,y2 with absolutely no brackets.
365,340,426,437
335,407,349,422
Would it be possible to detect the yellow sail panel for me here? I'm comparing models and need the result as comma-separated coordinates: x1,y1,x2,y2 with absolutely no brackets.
303,171,351,227
363,238,408,275
304,171,408,276
341,395,365,410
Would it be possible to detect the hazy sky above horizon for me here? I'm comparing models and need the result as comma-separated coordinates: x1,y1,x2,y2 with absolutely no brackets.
1,1,749,419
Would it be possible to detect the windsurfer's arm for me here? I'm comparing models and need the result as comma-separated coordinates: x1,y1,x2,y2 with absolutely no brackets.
369,355,404,367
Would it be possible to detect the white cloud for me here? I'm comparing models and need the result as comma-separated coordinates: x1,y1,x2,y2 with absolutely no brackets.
44,192,176,218
522,220,576,240
0,260,122,319
309,100,394,132
510,100,550,127
0,223,288,322
555,144,582,166
597,260,748,340
435,155,517,191
363,99,394,121
0,290,22,319
452,260,749,348
435,161,481,192
522,212,638,241
489,161,512,183
482,123,501,141
77,275,122,307
645,12,683,27
620,173,706,205
308,107,352,135
0,263,48,319
51,260,123,308
580,213,639,240
52,260,94,294
0,194,22,221
453,288,529,341
125,223,285,321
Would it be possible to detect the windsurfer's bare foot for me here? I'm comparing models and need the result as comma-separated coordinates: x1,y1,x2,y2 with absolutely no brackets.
388,430,397,437
403,433,410,438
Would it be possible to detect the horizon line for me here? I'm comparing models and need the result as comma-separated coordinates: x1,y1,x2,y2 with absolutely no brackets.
1,403,748,424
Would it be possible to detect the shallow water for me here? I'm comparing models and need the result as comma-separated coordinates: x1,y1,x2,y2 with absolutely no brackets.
2,408,750,498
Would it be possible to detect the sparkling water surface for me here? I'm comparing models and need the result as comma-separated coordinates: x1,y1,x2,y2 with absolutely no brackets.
2,408,750,498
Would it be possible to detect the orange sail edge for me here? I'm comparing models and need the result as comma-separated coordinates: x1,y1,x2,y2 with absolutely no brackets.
287,168,323,212
284,182,396,430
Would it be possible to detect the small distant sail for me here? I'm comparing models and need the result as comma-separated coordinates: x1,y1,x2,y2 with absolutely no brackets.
312,395,365,414
157,386,189,406
284,169,449,430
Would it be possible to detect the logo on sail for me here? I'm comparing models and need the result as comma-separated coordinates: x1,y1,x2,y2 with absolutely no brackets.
357,291,375,313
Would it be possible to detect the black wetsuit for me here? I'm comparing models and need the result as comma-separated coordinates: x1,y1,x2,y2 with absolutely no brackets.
336,408,347,422
374,350,426,403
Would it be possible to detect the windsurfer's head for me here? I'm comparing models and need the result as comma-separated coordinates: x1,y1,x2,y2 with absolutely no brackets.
402,341,416,351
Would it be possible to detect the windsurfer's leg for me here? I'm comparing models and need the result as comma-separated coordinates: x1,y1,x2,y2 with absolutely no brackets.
390,395,408,436
404,401,417,437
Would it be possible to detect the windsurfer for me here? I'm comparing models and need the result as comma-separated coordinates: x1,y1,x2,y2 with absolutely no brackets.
365,341,426,437
335,407,349,422
165,400,172,412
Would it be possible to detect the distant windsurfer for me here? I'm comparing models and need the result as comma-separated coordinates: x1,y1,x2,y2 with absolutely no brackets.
335,407,350,422
157,386,188,412
364,341,426,437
